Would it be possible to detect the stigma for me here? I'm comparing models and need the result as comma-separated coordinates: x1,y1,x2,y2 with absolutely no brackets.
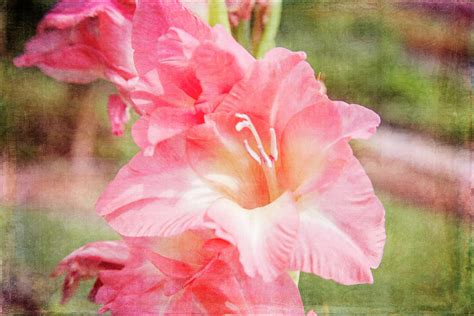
235,113,278,168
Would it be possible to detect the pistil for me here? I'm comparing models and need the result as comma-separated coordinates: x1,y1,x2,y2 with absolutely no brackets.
262,164,280,201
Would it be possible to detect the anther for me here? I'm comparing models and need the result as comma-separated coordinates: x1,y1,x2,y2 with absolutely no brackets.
235,120,250,132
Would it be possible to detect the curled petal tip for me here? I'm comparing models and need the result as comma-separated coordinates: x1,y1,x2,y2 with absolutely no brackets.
13,56,27,67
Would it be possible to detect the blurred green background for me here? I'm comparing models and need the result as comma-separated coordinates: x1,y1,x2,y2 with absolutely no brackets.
1,0,472,314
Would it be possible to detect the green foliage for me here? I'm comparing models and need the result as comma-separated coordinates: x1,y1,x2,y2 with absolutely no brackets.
0,59,73,162
0,60,138,164
208,0,231,32
1,207,117,313
278,2,471,144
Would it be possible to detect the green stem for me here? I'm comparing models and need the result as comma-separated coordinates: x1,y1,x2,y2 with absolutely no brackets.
208,0,231,33
236,19,251,51
254,0,282,58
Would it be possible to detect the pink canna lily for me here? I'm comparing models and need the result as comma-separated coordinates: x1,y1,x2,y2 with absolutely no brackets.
53,231,305,315
96,49,386,285
129,0,255,151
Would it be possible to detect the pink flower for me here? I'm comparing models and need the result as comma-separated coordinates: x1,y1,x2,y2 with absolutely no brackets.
96,49,386,285
53,231,305,314
14,0,136,84
14,0,137,135
129,0,255,151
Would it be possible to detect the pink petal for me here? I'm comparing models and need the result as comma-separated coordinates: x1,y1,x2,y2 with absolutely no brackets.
96,8,136,79
205,193,299,281
280,102,353,195
210,25,254,70
150,230,217,266
185,247,304,315
130,47,201,114
130,115,152,151
234,273,304,315
336,101,381,140
132,106,202,151
52,241,129,277
290,157,386,285
38,0,134,30
52,241,129,304
148,251,195,280
132,0,211,74
96,136,222,237
157,241,304,314
14,37,106,83
192,29,253,112
216,47,322,134
107,94,130,136
96,262,168,315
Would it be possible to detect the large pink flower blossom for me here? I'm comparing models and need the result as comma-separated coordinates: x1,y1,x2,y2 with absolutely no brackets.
129,0,255,153
53,231,305,314
96,49,386,285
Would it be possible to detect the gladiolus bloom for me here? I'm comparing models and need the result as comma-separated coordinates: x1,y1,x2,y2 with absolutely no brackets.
96,48,386,285
53,231,305,314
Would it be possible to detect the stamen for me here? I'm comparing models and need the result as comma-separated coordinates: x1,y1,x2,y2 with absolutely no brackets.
235,113,278,168
243,140,262,165
235,114,265,151
269,128,278,161
257,144,273,168
235,120,250,132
